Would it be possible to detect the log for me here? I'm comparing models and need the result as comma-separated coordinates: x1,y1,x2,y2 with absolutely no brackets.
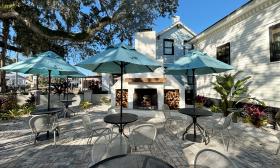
115,89,128,108
164,89,180,110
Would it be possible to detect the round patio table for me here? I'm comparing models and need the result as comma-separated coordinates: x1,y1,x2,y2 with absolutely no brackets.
178,108,213,144
104,113,138,137
60,99,76,118
90,154,174,168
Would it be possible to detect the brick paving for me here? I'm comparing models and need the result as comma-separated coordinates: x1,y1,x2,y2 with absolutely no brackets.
0,105,280,168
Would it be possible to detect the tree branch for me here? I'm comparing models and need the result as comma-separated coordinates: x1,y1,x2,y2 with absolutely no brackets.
0,41,23,52
0,10,113,42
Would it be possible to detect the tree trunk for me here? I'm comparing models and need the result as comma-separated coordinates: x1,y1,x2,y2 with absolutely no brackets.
0,19,10,93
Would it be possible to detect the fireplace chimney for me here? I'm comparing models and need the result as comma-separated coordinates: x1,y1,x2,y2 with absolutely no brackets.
135,29,156,59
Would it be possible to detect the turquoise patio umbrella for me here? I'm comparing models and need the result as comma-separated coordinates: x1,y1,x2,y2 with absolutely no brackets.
77,43,161,134
165,49,234,109
1,51,80,110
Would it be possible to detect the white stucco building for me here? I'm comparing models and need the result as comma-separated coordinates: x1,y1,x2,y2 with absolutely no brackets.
191,0,280,108
112,16,195,110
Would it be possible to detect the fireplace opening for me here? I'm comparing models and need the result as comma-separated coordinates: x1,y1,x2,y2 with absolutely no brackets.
133,89,158,110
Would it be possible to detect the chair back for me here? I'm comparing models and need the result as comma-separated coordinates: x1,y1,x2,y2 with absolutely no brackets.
107,133,128,157
129,124,157,147
29,115,51,133
223,112,234,129
194,149,237,168
162,104,171,119
81,114,92,135
91,134,110,165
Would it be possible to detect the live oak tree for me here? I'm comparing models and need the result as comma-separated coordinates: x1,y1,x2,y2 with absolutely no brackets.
0,0,178,92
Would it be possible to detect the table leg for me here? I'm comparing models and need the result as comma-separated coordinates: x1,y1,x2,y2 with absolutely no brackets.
197,123,210,145
182,122,193,140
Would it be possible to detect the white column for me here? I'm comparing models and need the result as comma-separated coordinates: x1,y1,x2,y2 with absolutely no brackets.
127,86,134,109
179,88,186,108
158,85,164,110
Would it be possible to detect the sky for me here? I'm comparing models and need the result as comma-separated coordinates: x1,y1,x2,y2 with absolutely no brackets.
154,0,249,34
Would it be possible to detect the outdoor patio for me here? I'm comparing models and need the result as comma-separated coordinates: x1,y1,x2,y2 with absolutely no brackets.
1,105,280,168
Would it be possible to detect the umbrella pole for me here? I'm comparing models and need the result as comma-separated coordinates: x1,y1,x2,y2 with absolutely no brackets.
48,70,51,111
67,76,69,101
120,62,124,134
192,69,196,111
36,75,39,90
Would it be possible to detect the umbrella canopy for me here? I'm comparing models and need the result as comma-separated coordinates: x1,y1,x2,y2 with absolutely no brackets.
77,43,161,134
77,43,161,74
165,50,234,75
1,51,80,110
1,51,78,76
165,49,234,111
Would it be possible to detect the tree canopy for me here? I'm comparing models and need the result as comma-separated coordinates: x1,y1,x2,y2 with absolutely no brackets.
0,0,178,58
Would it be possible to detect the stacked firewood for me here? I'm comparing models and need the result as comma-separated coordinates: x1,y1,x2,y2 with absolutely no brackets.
115,89,128,108
164,90,180,110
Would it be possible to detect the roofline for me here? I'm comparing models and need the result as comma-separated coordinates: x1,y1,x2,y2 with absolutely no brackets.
157,22,196,37
190,0,254,42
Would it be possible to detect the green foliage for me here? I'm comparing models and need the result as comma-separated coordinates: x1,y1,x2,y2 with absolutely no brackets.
210,105,222,113
100,96,110,105
80,101,92,110
0,95,35,120
0,0,179,58
212,71,252,116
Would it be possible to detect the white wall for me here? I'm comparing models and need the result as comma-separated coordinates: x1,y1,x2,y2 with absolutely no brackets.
156,25,194,63
193,0,280,107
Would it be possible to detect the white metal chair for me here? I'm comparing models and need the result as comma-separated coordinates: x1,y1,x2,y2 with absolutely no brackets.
276,132,280,155
162,104,185,128
91,132,128,165
81,114,111,144
107,133,129,157
128,124,157,151
194,149,237,168
29,114,59,145
91,133,111,165
211,112,235,151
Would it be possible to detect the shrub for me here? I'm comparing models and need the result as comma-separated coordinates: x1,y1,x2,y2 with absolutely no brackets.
243,104,267,127
100,96,110,105
80,101,92,110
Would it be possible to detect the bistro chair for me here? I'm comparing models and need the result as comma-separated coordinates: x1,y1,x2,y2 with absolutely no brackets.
81,114,111,144
91,134,111,165
29,114,59,145
211,112,235,151
107,133,129,157
128,124,157,151
162,104,185,128
194,149,237,168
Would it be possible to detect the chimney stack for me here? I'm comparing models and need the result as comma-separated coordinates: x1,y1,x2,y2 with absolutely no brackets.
172,15,180,24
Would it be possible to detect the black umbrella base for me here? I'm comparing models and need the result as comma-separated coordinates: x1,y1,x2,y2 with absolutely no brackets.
183,134,203,143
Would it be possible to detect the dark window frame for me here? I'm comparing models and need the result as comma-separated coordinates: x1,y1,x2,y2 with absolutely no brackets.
269,23,280,62
183,40,189,55
216,43,230,65
163,39,174,55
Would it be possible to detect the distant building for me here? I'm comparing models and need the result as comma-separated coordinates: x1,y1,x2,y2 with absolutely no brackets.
6,73,27,87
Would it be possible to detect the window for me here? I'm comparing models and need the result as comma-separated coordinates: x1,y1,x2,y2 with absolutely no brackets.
217,43,230,64
163,39,174,55
183,40,192,55
270,23,280,62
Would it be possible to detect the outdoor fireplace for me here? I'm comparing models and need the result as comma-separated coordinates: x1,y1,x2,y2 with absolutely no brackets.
133,89,158,110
